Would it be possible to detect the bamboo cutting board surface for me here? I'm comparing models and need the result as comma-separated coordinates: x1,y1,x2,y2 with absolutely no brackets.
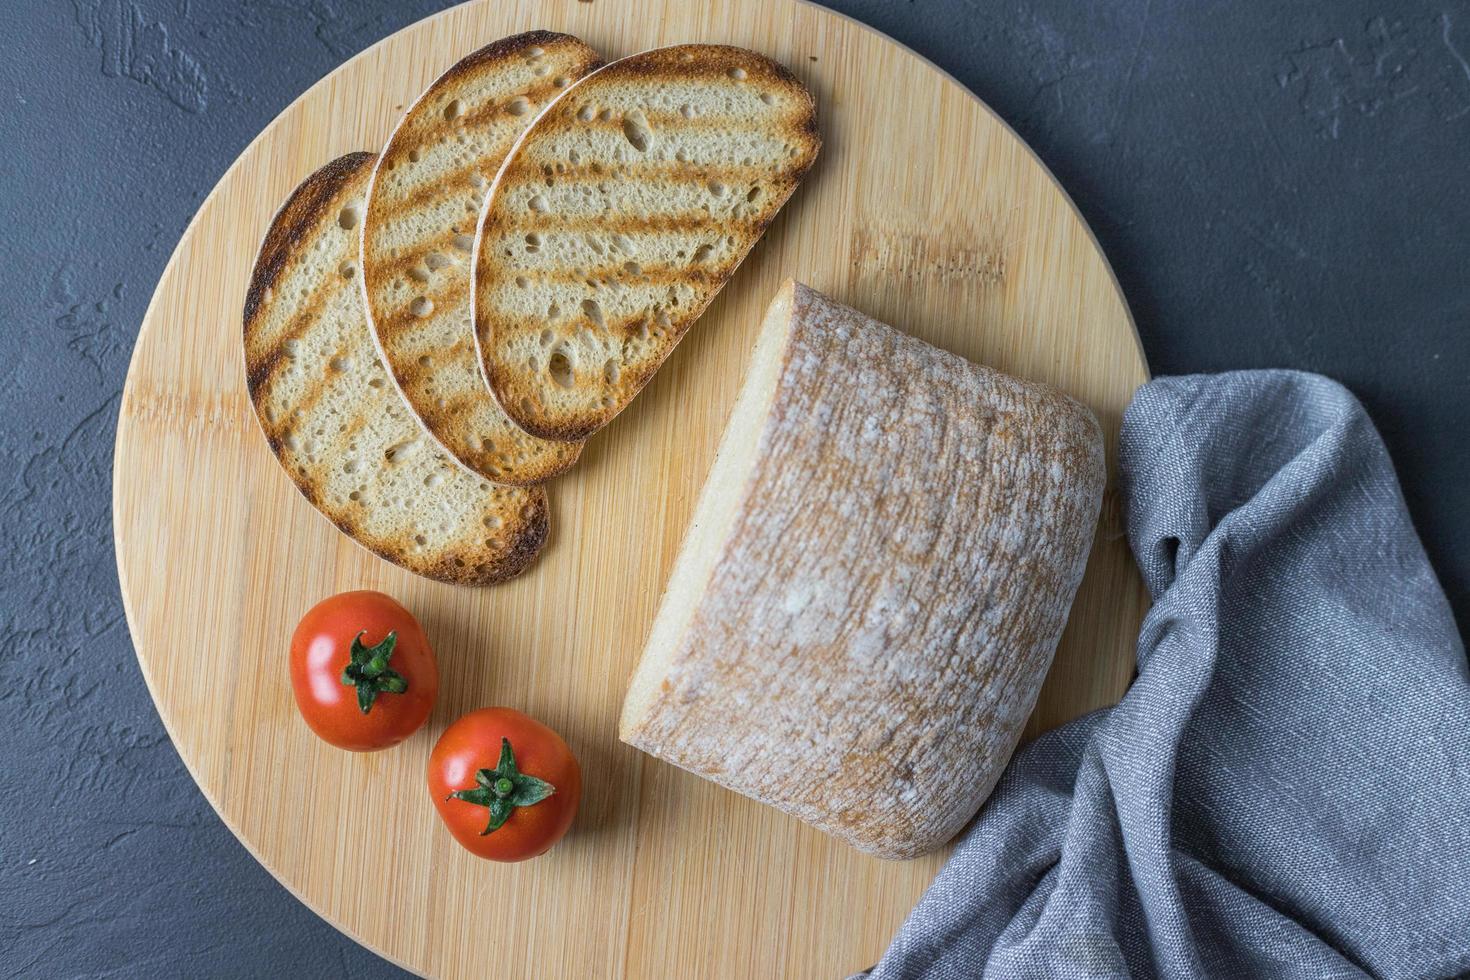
113,1,1149,976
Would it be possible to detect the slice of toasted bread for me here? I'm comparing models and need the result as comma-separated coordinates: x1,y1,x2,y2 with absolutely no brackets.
472,44,821,442
244,152,549,585
361,32,603,484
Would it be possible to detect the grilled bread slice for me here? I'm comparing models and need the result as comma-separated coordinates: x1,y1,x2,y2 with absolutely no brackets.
244,152,549,586
361,32,602,484
472,44,820,442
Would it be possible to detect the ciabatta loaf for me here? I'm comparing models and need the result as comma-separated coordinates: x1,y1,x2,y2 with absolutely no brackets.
361,32,602,484
473,44,820,441
620,282,1105,859
244,153,549,585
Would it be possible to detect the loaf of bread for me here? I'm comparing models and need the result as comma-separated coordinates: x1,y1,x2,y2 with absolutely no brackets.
619,282,1105,859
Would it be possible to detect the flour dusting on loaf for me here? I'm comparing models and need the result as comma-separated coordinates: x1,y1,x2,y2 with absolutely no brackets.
619,281,1105,859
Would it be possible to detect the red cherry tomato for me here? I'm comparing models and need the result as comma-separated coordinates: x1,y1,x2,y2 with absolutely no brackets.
428,708,581,861
288,591,437,751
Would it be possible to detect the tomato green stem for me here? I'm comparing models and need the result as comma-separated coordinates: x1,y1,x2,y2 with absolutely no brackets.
446,737,556,835
339,631,407,714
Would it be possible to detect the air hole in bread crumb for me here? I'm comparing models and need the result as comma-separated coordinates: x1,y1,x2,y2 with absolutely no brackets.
623,261,641,276
425,251,451,270
679,104,694,119
408,266,430,283
598,107,614,122
655,309,672,329
453,234,474,251
524,233,541,251
444,99,463,121
454,557,466,568
527,46,545,58
554,75,570,88
408,149,422,163
342,458,360,474
520,397,533,415
539,329,554,346
534,64,550,76
384,440,416,463
707,180,727,197
417,354,431,368
415,534,427,546
507,97,531,116
548,349,574,389
484,514,503,529
586,236,604,255
338,206,360,230
621,112,652,152
678,51,693,63
527,355,539,372
424,472,444,488
569,149,582,166
603,359,620,384
760,92,776,105
528,194,548,213
577,104,596,122
410,296,433,317
338,261,356,279
675,149,689,163
747,186,762,202
367,377,384,388
469,173,486,190
547,302,561,319
728,67,747,80
582,298,605,328
282,339,299,358
329,356,350,372
348,490,361,501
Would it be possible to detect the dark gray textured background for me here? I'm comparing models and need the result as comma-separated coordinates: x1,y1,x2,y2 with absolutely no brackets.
2,1,1465,976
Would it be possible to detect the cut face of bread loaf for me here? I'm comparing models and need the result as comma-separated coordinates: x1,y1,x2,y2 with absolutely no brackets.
620,282,1106,859
473,44,820,442
243,153,549,586
361,32,602,484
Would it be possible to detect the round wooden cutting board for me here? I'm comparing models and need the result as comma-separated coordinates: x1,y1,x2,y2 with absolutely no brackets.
114,1,1149,976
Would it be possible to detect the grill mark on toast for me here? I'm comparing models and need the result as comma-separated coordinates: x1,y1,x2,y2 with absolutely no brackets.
502,159,789,187
487,211,761,239
452,77,575,132
243,152,374,332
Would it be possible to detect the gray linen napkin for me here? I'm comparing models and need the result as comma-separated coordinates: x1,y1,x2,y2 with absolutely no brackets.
860,370,1470,979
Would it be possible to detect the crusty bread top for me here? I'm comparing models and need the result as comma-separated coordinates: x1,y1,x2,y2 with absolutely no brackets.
473,44,820,442
361,32,602,484
244,152,549,585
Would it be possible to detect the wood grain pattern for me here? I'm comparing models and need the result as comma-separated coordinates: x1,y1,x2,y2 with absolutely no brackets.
113,1,1149,976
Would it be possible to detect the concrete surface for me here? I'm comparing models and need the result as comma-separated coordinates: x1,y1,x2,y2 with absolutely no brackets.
1,1,1465,976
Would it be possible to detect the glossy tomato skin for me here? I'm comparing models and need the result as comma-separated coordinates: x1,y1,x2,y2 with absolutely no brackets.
428,708,582,861
289,591,437,751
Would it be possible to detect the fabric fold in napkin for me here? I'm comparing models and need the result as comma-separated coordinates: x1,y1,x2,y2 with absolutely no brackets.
861,370,1470,979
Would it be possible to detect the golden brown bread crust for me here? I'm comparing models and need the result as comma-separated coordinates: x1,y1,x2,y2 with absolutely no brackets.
473,44,821,442
621,283,1105,858
361,32,602,483
243,153,549,585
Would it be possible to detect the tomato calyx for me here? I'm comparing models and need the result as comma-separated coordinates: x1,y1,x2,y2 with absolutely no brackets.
339,631,408,714
446,737,557,835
